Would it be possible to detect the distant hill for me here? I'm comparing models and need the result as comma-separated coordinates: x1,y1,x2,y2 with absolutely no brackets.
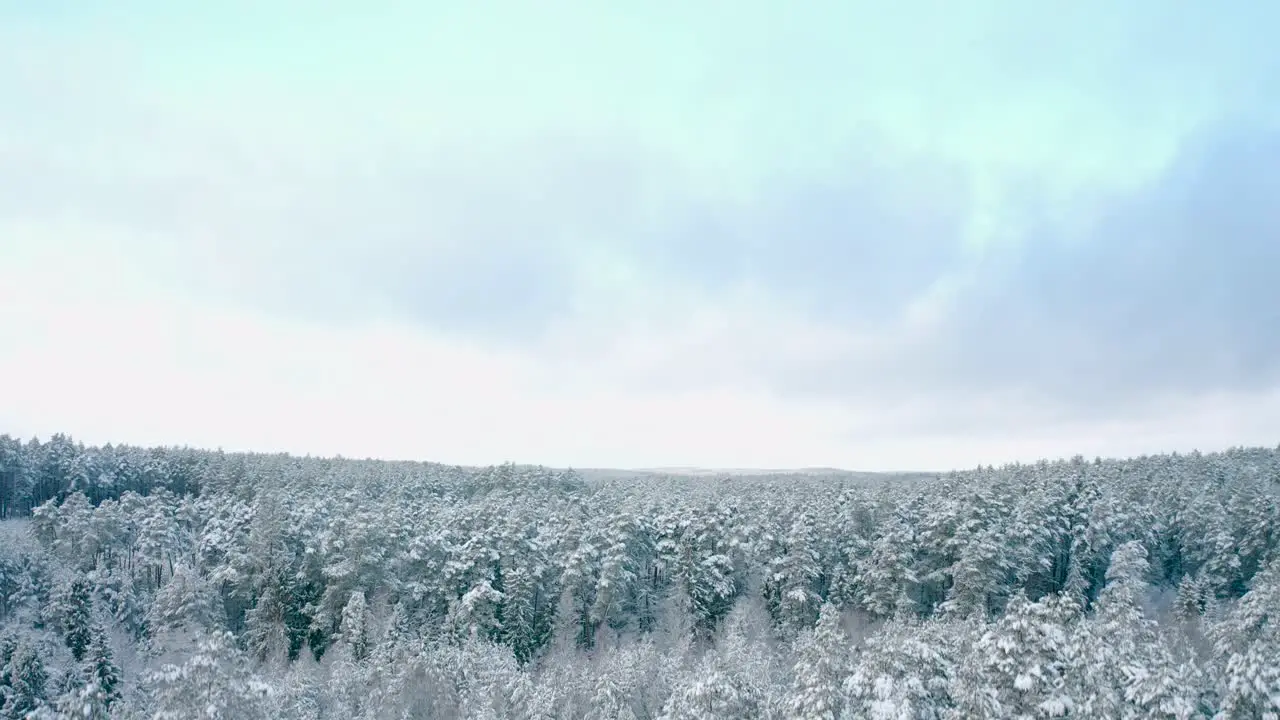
571,466,936,481
635,466,855,476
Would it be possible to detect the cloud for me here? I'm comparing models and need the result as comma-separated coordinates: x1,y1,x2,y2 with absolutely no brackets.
6,103,1279,447
3,1,1280,469
0,243,860,469
637,145,973,323
537,119,1280,442
1,128,668,340
937,123,1280,407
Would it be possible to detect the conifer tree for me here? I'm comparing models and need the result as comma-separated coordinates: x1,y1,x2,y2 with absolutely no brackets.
84,624,121,711
2,640,48,720
340,590,369,661
57,576,94,662
788,602,846,720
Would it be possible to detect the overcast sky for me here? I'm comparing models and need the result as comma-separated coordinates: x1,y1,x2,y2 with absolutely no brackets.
2,2,1279,471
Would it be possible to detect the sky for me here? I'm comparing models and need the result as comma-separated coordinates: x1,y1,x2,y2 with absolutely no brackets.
2,2,1279,471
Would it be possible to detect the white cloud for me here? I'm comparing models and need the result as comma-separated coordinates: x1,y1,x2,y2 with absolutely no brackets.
0,232,852,468
4,2,1280,470
4,232,1276,471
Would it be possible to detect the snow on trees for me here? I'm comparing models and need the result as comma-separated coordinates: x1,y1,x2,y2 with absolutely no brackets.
1,436,1278,718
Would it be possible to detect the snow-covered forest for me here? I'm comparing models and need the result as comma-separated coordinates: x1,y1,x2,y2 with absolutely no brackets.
1,434,1278,719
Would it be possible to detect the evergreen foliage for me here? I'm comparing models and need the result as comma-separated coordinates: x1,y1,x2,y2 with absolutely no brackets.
2,434,1279,717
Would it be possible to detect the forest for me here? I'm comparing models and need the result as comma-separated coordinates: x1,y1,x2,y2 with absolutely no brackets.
0,433,1278,719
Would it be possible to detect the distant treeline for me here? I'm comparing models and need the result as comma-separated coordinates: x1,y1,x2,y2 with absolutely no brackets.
0,433,495,520
0,434,210,518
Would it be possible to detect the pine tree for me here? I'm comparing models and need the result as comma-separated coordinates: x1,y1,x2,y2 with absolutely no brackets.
144,630,272,720
959,591,1078,718
1210,558,1280,719
844,616,956,719
788,602,846,719
2,640,48,720
1174,571,1212,619
766,513,824,634
660,661,764,720
0,630,15,672
146,561,218,645
585,641,665,720
243,581,290,665
84,625,121,711
449,579,505,643
855,518,918,619
58,576,94,662
340,589,370,661
1071,542,1200,719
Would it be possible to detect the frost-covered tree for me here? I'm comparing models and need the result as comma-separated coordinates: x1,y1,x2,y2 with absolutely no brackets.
956,591,1078,718
855,516,918,619
765,513,824,634
585,639,671,720
339,589,369,662
1210,558,1280,719
144,630,272,719
449,577,505,644
939,500,1016,619
4,436,1280,718
2,639,48,719
787,602,846,719
147,561,219,655
844,617,957,719
660,661,765,720
38,634,121,720
83,625,121,712
55,576,94,662
1071,541,1201,719
243,581,290,665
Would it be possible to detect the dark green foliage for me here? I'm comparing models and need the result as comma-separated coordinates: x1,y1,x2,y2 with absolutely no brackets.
1,640,47,719
59,576,94,662
85,625,122,709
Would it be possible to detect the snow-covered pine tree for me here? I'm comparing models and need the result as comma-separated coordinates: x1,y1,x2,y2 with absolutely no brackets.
55,576,93,662
787,602,847,720
843,615,957,719
84,624,121,711
144,630,273,720
1209,557,1280,719
243,579,291,665
1071,541,1200,719
2,640,48,719
957,591,1078,718
765,513,824,634
659,660,765,720
339,589,370,662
